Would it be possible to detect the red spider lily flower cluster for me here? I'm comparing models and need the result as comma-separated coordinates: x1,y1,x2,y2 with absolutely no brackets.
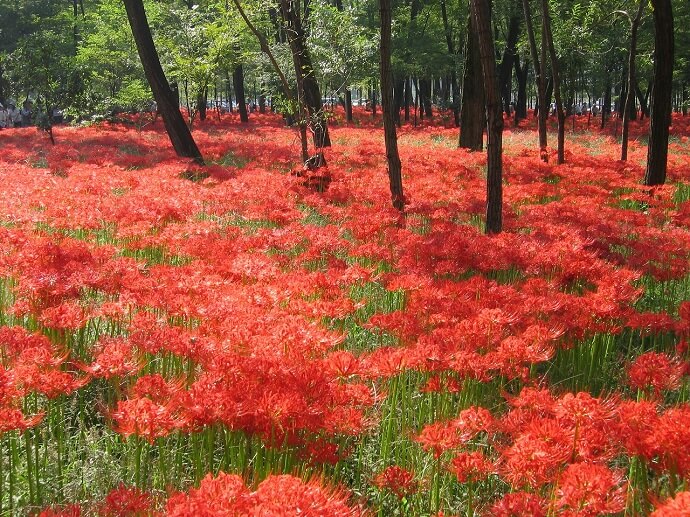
373,466,419,498
166,472,364,516
0,326,87,433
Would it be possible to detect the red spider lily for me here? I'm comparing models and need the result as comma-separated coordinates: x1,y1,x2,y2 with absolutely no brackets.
627,352,685,395
166,472,364,516
416,406,494,458
500,417,573,488
82,337,142,379
614,399,660,458
37,504,82,517
130,374,185,404
487,491,546,517
110,397,187,443
97,484,157,516
0,407,44,434
415,421,463,459
651,491,690,516
373,465,419,499
448,450,494,483
552,462,626,516
324,350,361,378
647,406,690,477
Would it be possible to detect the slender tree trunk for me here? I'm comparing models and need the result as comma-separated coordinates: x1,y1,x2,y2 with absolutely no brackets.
499,13,521,115
372,81,378,117
441,0,460,126
680,81,688,117
393,78,404,125
404,77,412,122
460,15,485,150
522,0,547,159
259,82,266,113
541,0,565,163
0,66,6,107
279,0,331,148
645,0,674,186
233,64,249,123
233,0,308,158
380,0,404,211
345,89,353,122
123,0,203,164
470,0,503,234
420,78,433,117
197,86,208,121
636,80,651,118
601,73,611,129
515,56,528,121
622,0,645,161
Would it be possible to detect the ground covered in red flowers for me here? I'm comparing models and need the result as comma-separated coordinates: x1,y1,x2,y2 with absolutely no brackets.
0,110,689,515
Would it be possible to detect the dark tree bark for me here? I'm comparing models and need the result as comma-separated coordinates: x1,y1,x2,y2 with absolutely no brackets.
470,0,503,234
514,56,528,121
404,76,412,122
522,0,547,159
380,0,404,211
197,86,208,121
233,0,308,158
645,0,674,186
279,0,331,148
460,15,485,150
345,89,353,122
541,0,565,164
622,0,645,161
259,86,266,113
636,80,651,118
441,0,460,126
393,77,405,125
499,13,521,115
419,78,433,118
372,82,378,117
233,64,249,123
0,66,6,107
601,72,611,129
123,0,203,164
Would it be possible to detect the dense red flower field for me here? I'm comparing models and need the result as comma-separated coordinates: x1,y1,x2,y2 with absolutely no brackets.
0,109,689,515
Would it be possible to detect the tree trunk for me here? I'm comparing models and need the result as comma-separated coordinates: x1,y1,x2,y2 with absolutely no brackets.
499,13,521,115
441,0,460,126
601,73,611,129
404,76,412,122
419,78,433,117
636,80,651,118
122,0,203,164
522,0,547,159
514,56,528,122
645,0,674,186
622,0,645,161
460,15,485,150
380,0,404,211
393,77,404,125
197,87,207,121
233,64,249,123
470,0,503,234
233,0,308,157
279,0,331,148
259,85,266,113
345,89,353,122
541,0,565,164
